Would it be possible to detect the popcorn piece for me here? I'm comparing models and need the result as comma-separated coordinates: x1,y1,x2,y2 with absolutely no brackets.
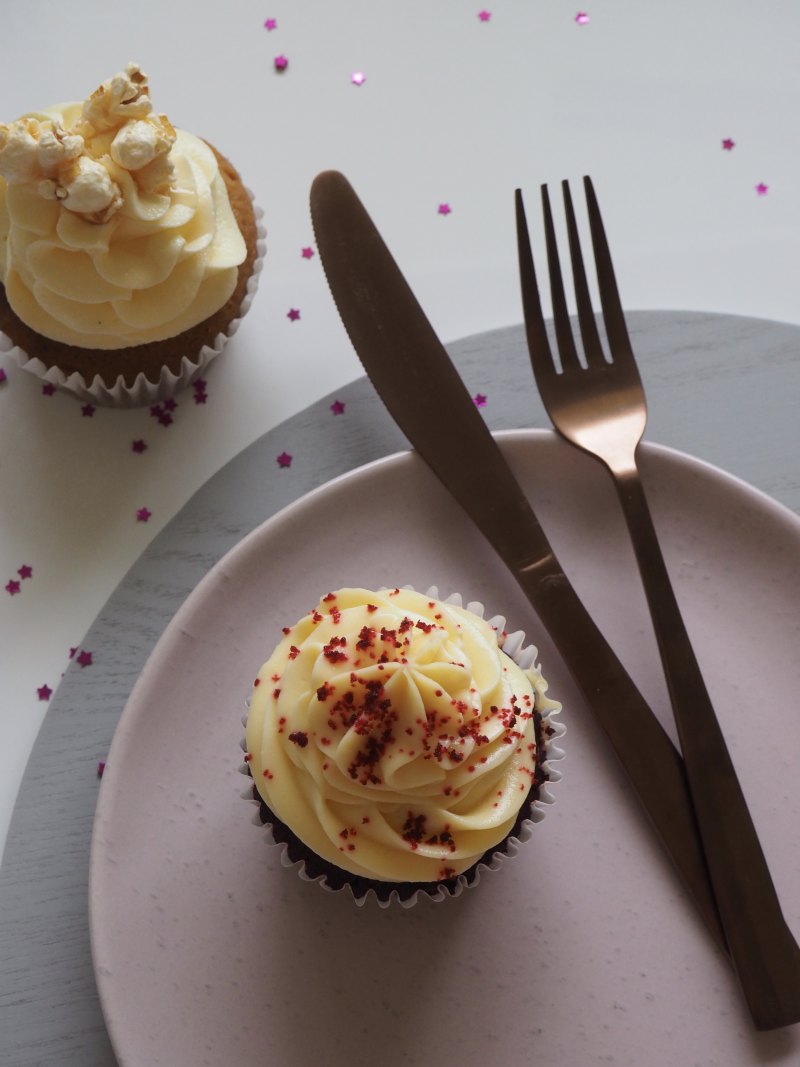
37,122,84,175
59,156,122,222
77,62,153,136
110,113,175,192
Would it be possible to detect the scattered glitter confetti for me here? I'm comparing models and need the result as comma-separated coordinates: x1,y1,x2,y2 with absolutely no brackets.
755,182,769,196
478,10,491,21
301,246,315,259
0,368,7,384
264,17,277,30
330,400,346,415
18,564,33,579
5,579,21,596
150,403,174,427
287,308,301,321
41,382,56,396
81,403,96,417
136,507,152,523
575,12,590,24
351,71,366,86
473,393,488,407
277,451,293,468
438,203,452,216
37,684,53,701
722,138,735,151
132,439,148,454
76,650,93,668
274,55,289,72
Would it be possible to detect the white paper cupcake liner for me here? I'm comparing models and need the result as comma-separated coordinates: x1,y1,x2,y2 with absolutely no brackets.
3,192,265,408
240,585,565,909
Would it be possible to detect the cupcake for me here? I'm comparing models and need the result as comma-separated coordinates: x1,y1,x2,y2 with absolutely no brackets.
243,587,563,906
0,63,262,405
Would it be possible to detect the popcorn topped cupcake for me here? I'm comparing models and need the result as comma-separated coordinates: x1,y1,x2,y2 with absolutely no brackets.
0,64,263,405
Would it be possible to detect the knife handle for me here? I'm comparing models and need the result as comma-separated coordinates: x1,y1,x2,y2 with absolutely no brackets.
518,559,729,957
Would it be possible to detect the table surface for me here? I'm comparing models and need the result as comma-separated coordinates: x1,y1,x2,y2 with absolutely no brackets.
1,1,799,1058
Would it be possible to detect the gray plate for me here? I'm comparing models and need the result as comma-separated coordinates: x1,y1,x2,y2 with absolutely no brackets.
1,313,799,1065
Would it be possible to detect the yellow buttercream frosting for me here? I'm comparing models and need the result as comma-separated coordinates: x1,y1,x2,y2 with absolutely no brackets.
246,588,558,884
0,64,246,349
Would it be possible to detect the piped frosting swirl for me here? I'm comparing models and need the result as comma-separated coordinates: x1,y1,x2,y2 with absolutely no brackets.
246,587,556,884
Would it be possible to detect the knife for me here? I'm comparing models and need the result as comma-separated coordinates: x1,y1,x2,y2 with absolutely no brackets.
309,169,726,955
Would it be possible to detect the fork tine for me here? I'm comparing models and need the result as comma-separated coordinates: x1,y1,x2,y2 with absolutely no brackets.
514,188,557,384
541,184,582,372
583,176,634,360
562,180,606,368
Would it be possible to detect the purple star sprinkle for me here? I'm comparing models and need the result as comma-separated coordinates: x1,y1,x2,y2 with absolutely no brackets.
164,398,178,412
438,203,452,216
194,390,208,405
132,439,148,454
150,404,174,426
76,650,93,668
0,368,7,384
274,55,289,72
69,647,78,660
18,564,33,579
351,71,366,86
97,760,106,778
81,403,96,417
277,451,293,469
287,308,301,321
330,400,346,415
478,10,491,21
136,507,152,523
42,382,56,396
301,246,315,259
722,138,735,151
5,579,21,596
575,11,590,24
264,17,277,30
473,393,488,407
755,182,769,196
37,684,53,701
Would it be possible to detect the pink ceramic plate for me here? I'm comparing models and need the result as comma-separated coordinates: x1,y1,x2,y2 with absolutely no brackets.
90,430,800,1066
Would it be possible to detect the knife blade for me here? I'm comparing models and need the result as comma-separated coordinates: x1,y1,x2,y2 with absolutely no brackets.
309,169,726,955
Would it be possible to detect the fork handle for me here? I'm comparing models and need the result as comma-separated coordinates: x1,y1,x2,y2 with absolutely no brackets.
613,461,800,1030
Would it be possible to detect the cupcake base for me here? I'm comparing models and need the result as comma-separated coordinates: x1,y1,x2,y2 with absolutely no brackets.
247,709,558,907
0,145,264,407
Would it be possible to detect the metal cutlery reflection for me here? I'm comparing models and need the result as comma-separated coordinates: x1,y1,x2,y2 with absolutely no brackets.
310,168,728,957
515,176,800,1030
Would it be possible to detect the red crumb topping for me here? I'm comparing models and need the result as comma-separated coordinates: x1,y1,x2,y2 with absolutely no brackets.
253,678,261,687
288,731,309,747
288,645,301,660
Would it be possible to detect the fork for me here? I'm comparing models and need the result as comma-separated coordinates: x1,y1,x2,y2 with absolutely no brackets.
515,177,800,1030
